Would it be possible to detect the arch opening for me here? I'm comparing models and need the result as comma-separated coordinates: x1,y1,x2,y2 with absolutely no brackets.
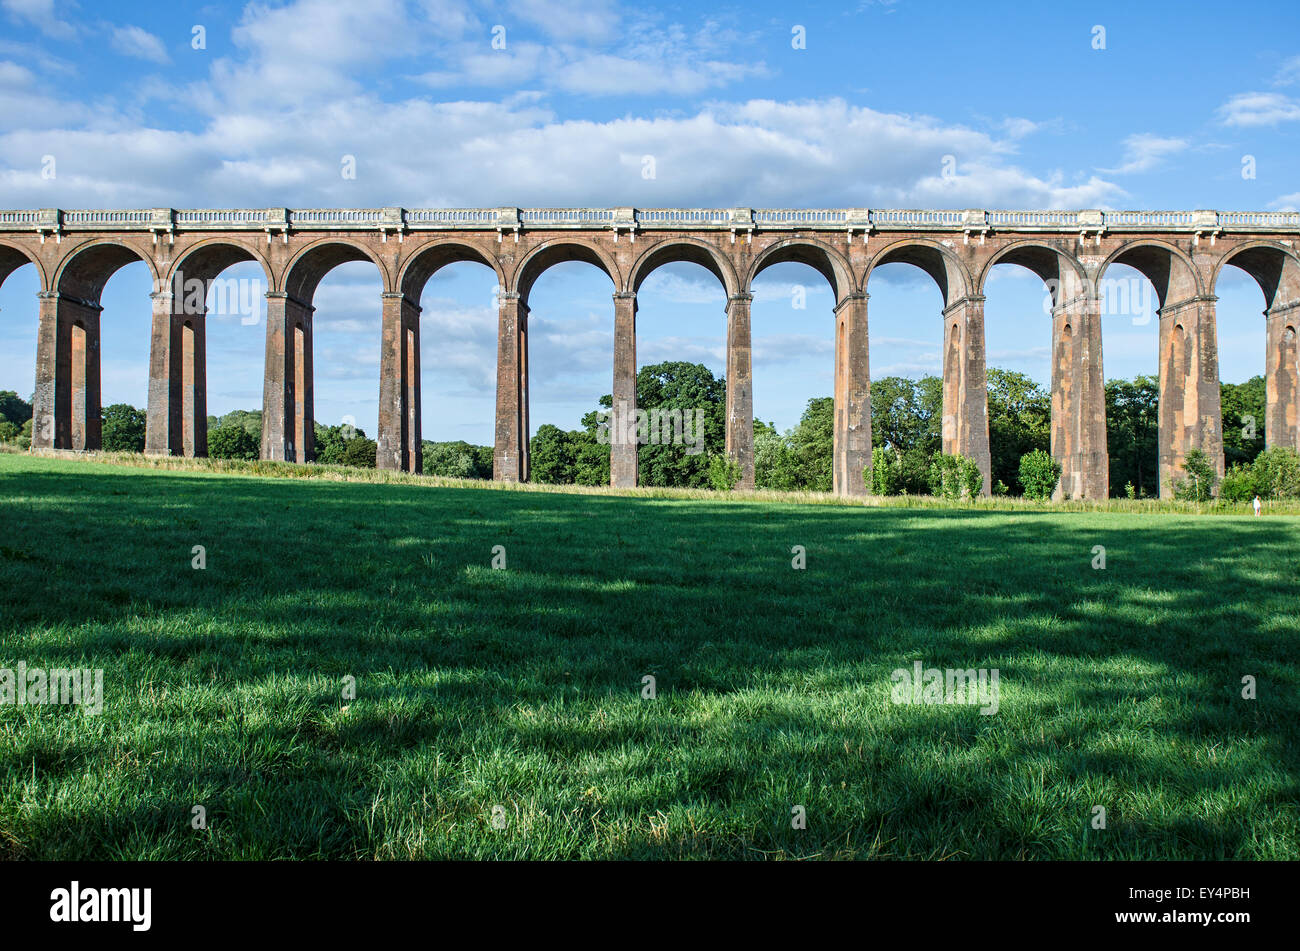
410,254,500,478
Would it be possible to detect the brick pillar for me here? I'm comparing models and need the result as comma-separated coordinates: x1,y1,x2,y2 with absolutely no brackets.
725,292,755,489
833,292,871,496
940,294,991,495
145,290,208,457
378,292,421,472
32,292,101,450
1051,295,1108,499
1265,302,1300,451
611,291,638,487
1158,296,1223,497
261,291,314,462
494,291,529,481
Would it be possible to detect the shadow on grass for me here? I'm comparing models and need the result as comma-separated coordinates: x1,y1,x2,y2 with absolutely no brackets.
0,460,1297,859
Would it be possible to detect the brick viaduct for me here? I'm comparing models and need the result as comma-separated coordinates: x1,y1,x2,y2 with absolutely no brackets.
2,206,1298,498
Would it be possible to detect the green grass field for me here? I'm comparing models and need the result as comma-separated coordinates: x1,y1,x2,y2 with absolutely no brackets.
1,452,1297,860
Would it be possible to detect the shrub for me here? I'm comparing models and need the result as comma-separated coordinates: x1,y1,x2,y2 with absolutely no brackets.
101,403,146,453
207,423,258,460
707,454,742,491
1219,463,1256,502
1018,449,1061,500
341,437,378,469
1251,446,1300,499
1171,448,1218,502
928,453,982,500
0,420,17,442
870,445,903,495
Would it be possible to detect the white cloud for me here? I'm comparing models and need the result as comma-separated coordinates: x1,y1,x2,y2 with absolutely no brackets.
110,25,170,65
1,0,75,39
1098,134,1187,174
1216,91,1300,127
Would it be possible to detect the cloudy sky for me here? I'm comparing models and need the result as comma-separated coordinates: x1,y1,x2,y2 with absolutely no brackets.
1,0,1297,441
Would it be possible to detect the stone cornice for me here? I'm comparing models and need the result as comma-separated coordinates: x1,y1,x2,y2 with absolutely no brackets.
5,207,1298,237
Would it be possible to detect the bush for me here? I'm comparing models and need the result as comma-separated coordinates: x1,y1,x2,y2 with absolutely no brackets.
928,453,982,500
0,420,18,442
1251,446,1300,499
870,445,903,495
101,403,146,453
207,423,259,460
1219,463,1256,502
707,454,742,491
1018,449,1061,500
341,437,378,469
1171,448,1218,502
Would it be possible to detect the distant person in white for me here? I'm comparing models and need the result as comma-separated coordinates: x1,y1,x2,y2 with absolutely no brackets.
1253,495,1262,516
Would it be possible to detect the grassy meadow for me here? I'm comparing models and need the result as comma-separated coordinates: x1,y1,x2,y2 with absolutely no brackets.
0,451,1297,860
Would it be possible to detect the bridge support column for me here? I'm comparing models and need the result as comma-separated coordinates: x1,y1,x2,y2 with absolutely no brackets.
145,290,207,457
261,291,314,463
32,292,101,451
941,294,991,495
378,292,421,472
833,292,870,496
725,292,754,489
1265,302,1300,451
1158,296,1223,497
611,291,638,487
1051,296,1108,499
494,292,529,481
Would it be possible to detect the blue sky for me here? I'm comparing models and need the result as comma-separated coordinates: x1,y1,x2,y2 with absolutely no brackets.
2,0,1298,442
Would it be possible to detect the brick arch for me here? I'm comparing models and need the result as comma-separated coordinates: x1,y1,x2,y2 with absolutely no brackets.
1097,238,1202,308
746,237,854,299
280,237,389,304
165,237,273,295
53,237,159,303
511,239,620,301
976,239,1089,305
862,237,971,306
627,236,739,298
397,237,505,302
1210,240,1300,310
0,239,45,293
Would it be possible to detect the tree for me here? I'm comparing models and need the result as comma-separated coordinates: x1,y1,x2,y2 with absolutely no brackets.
871,445,903,495
342,436,378,468
1018,449,1061,500
633,361,727,488
987,369,1050,494
1172,448,1217,501
1105,376,1159,497
207,423,258,460
423,440,492,479
869,375,941,494
530,425,576,484
0,391,32,428
1221,376,1266,467
0,420,18,442
101,403,146,453
754,427,799,490
789,397,834,491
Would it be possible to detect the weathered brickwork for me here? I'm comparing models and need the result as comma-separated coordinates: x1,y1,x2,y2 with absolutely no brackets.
3,207,1299,498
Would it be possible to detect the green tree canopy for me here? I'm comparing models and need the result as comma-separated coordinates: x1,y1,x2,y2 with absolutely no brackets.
101,403,146,453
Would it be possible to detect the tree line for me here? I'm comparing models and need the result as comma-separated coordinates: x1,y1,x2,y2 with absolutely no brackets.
0,365,1289,498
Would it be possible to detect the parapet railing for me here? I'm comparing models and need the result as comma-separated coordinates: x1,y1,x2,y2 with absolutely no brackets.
4,207,1299,238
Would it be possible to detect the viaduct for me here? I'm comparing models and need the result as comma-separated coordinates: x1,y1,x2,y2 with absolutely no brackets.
1,206,1298,498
